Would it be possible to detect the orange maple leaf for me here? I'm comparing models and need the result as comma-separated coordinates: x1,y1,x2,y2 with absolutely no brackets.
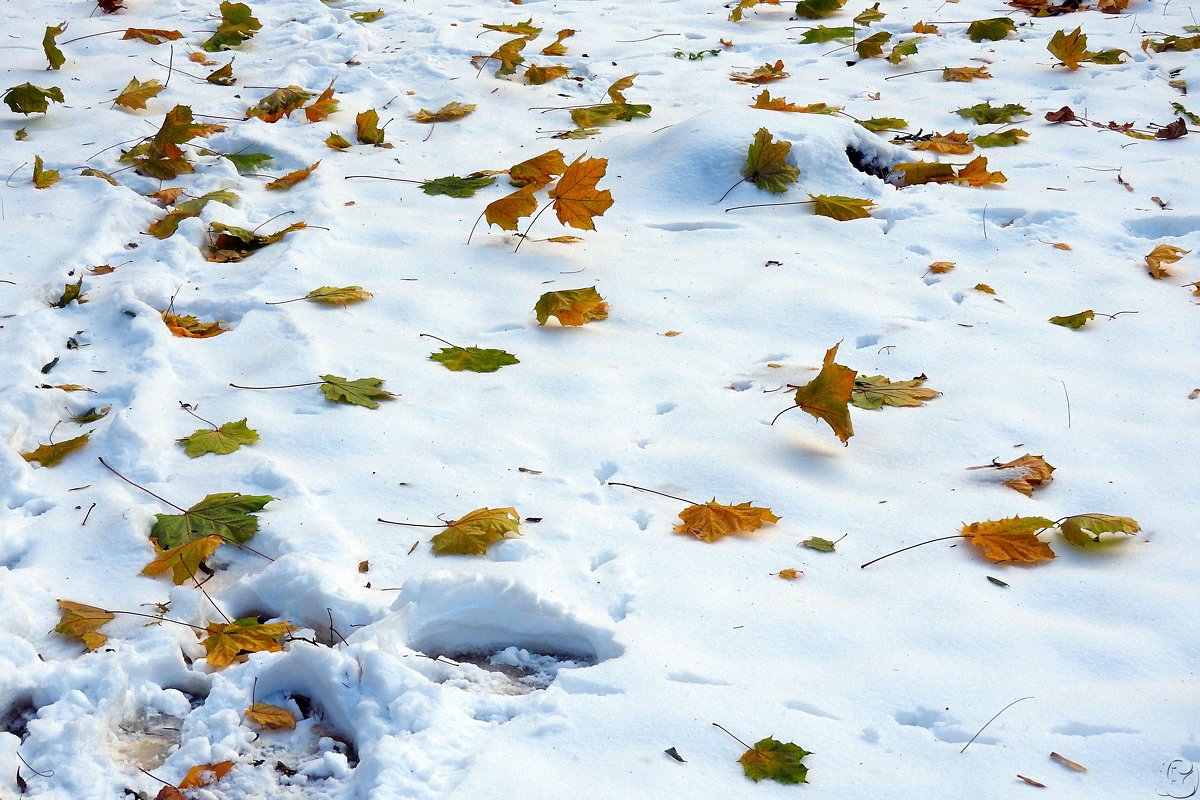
968,454,1055,497
485,186,538,231
961,517,1056,563
508,149,567,188
304,80,338,122
161,311,227,338
548,154,614,230
674,500,780,542
785,343,856,444
179,762,233,789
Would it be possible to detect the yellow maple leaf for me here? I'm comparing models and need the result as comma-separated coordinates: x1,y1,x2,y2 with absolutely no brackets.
161,311,228,338
941,66,991,82
304,80,338,123
955,156,1007,186
912,132,974,155
202,618,296,669
21,432,90,467
508,149,567,188
409,101,476,123
674,500,780,542
141,535,224,585
785,343,856,444
245,702,297,731
1144,244,1189,279
113,77,164,111
179,762,233,789
485,186,538,231
55,600,115,651
967,454,1056,497
534,286,608,326
430,507,521,555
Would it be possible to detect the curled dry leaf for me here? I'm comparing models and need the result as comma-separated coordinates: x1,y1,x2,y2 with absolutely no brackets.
730,60,789,83
431,507,521,555
1050,751,1087,772
265,161,320,191
777,568,802,580
1144,244,1190,279
928,261,956,274
535,286,608,326
179,762,234,789
1049,310,1094,329
967,454,1056,497
409,101,476,123
674,500,779,542
851,374,940,409
162,311,228,338
942,66,991,82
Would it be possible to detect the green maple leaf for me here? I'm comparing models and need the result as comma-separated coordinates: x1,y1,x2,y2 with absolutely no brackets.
955,102,1029,125
801,536,837,552
178,419,259,458
853,3,885,25
430,507,521,555
151,492,274,549
1059,514,1140,548
482,18,540,36
224,152,273,174
203,1,262,51
1049,310,1095,329
967,18,1015,43
799,25,855,43
44,23,67,70
857,117,907,132
3,83,65,114
887,37,922,64
739,737,811,784
810,194,875,221
319,375,394,408
21,433,90,467
429,345,519,373
795,0,846,19
349,9,385,22
420,172,497,198
570,102,651,127
744,128,799,193
51,278,85,308
972,129,1029,148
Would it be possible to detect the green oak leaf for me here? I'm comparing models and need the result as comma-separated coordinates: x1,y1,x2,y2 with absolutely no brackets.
744,128,799,193
739,737,811,784
150,492,274,549
429,345,519,373
3,83,65,115
178,419,259,458
967,18,1016,43
420,172,498,198
1059,514,1140,547
319,374,394,408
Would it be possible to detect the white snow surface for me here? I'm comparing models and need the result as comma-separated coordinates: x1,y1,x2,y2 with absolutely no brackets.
2,0,1199,797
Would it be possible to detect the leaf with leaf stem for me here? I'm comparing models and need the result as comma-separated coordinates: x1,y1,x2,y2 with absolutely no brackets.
961,516,1056,563
472,35,531,77
55,600,115,650
973,129,1029,147
675,501,779,542
178,419,259,458
548,154,613,230
349,9,384,22
319,375,394,408
810,194,875,220
739,737,811,783
525,64,570,85
1059,514,1140,547
51,278,85,307
421,172,497,198
3,83,64,115
202,1,262,52
967,18,1016,42
409,101,476,123
542,29,575,55
356,109,389,145
851,374,939,408
162,311,228,338
858,117,907,131
795,0,846,19
151,492,274,549
730,60,789,83
535,286,608,326
265,161,320,191
44,23,67,70
1145,244,1189,279
798,25,855,43
122,28,184,45
429,345,519,373
247,86,313,123
853,3,885,25
21,433,90,467
148,190,239,238
202,618,295,668
743,128,799,193
942,66,991,82
1049,310,1095,329
114,77,164,111
205,221,306,262
486,186,538,231
956,101,1029,124
855,31,892,58
141,535,224,584
33,155,59,189
482,18,541,36
301,286,372,306
246,703,296,730
887,37,922,64
787,343,856,443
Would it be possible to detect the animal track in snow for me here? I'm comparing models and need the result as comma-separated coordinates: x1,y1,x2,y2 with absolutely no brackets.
894,706,988,745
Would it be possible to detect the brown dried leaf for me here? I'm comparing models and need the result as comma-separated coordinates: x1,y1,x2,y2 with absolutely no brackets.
674,500,780,542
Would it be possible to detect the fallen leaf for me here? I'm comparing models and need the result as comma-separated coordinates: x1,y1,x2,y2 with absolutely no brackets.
801,536,837,552
70,406,110,424
975,283,997,294
189,52,218,65
245,703,297,731
320,375,395,408
942,66,991,81
421,172,497,197
913,21,940,33
675,500,779,542
485,186,538,231
1017,775,1047,788
206,221,306,262
482,18,541,36
1058,514,1140,547
534,286,609,326
119,105,226,179
224,152,271,173
548,154,614,230
155,787,185,800
162,311,228,338
1155,118,1188,140
851,374,940,409
55,600,115,650
855,31,892,58
967,17,1016,42
956,101,1029,124
912,132,974,155
858,117,907,131
728,0,782,23
509,149,567,188
122,28,184,45
738,737,811,784
788,343,855,444
777,568,802,580
409,101,476,123
349,9,385,22
429,345,520,372
148,190,239,239
326,132,352,150
472,35,531,77
1049,310,1094,329
247,85,313,123
973,129,1029,147
810,194,875,220
1045,106,1078,123
151,492,274,549
961,516,1056,563
1048,27,1088,69
356,109,389,146
81,168,119,185
202,619,295,669
569,74,651,126
32,155,59,189
43,22,67,70
141,535,224,584
1145,244,1190,279
178,419,259,458
302,285,372,306
431,507,521,555
265,161,320,191
201,0,261,52
730,60,789,83
887,37,923,64
955,156,1007,186
207,62,236,85
928,261,956,273
541,29,575,56
968,454,1056,497
1098,0,1129,10
3,83,65,115
525,64,570,84
21,433,90,466
892,160,957,185
304,81,338,122
797,25,855,43
1050,752,1087,772
114,77,164,110
795,0,846,18
854,3,886,25
50,278,85,308
743,128,800,193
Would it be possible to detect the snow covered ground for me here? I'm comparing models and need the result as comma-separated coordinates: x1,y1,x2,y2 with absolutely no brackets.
2,0,1198,797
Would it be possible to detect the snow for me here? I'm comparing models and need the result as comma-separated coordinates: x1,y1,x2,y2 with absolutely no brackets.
2,0,1199,797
